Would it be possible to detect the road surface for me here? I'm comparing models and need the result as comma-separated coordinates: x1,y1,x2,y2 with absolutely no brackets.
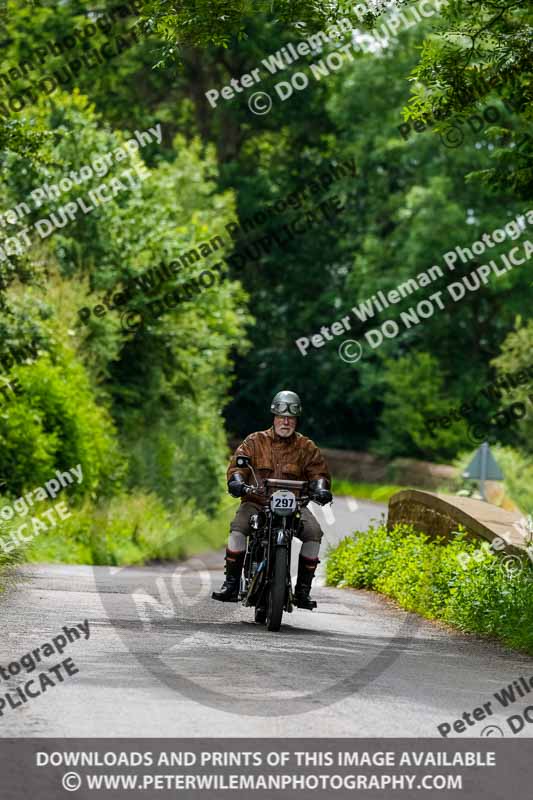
1,497,531,737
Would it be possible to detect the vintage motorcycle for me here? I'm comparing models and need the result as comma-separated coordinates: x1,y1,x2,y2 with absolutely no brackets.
234,454,317,632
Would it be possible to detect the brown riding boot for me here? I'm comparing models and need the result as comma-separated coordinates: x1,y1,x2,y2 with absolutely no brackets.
212,548,246,602
294,554,319,610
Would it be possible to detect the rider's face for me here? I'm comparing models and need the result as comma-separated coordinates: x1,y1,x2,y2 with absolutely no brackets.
273,415,297,437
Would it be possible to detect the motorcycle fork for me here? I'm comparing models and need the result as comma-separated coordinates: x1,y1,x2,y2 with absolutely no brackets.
242,533,264,604
270,516,294,613
285,517,294,612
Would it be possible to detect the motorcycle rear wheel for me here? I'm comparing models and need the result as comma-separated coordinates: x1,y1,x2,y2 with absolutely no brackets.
254,605,267,624
266,547,287,632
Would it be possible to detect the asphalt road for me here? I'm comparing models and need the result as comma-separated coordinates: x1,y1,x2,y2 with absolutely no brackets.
1,496,532,738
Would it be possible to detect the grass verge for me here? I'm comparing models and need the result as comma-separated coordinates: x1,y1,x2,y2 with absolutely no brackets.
326,523,533,654
0,491,235,567
0,522,24,595
332,480,408,503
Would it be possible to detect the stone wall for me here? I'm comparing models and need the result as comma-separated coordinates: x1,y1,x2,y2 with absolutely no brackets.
387,490,527,555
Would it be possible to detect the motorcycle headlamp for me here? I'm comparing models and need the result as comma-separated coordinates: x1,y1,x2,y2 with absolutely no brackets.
250,512,266,530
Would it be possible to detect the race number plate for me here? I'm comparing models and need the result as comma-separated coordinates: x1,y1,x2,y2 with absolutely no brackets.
270,490,297,516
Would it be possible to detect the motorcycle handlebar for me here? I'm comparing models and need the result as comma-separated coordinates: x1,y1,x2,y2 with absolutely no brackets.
243,485,312,504
242,485,329,501
243,484,263,496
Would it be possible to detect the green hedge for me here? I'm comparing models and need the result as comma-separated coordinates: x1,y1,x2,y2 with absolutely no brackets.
332,480,408,503
3,350,121,499
0,493,236,568
326,523,533,654
0,517,23,594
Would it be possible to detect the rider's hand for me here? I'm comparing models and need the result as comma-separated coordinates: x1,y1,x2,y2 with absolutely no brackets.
228,473,248,498
309,478,332,506
312,488,332,506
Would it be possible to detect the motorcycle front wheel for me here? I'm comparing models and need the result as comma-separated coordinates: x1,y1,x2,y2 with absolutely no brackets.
266,547,287,632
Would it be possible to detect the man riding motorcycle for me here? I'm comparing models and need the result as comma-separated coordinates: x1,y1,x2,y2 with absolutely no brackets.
212,390,332,610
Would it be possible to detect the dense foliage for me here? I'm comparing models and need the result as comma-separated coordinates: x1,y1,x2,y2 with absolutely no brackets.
0,0,530,570
327,523,533,653
401,0,533,196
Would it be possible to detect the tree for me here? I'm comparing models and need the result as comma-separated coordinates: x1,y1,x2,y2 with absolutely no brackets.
374,353,468,459
397,0,533,196
138,0,347,50
492,317,533,453
0,90,251,513
222,18,530,455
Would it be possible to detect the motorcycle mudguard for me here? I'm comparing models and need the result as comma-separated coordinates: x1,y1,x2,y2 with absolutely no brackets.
274,528,291,547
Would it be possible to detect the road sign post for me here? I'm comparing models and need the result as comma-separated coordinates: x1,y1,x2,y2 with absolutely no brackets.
462,442,504,501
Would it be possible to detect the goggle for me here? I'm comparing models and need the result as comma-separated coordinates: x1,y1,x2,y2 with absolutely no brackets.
272,402,301,415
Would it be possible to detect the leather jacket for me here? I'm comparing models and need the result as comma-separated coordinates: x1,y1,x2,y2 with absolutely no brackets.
227,426,331,506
